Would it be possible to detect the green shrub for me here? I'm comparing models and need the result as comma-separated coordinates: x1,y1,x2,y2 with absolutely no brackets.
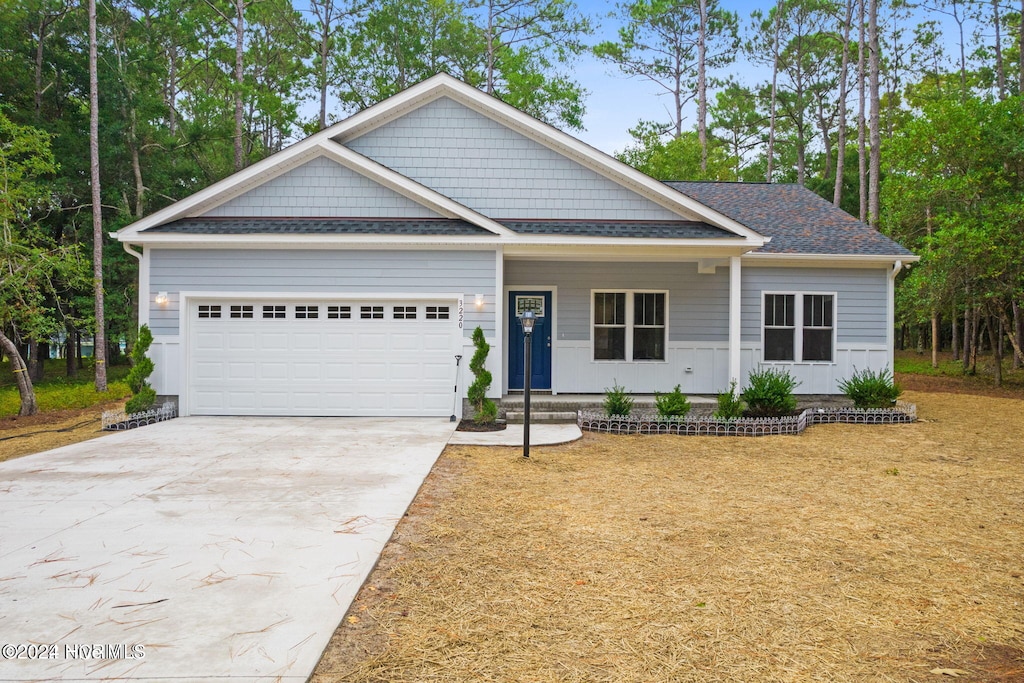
713,380,745,420
603,381,634,417
741,367,799,418
124,325,157,414
839,366,902,409
654,385,691,418
466,326,497,423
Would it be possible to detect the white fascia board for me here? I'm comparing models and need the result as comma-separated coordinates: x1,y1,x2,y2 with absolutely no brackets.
314,140,515,237
743,252,921,267
333,74,766,244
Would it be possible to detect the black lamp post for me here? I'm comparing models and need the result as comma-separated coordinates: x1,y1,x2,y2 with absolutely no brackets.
519,311,536,458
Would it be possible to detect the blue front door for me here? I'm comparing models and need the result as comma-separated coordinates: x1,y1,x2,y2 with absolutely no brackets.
508,291,552,390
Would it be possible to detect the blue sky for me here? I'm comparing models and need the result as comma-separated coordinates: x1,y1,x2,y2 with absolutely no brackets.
571,0,771,155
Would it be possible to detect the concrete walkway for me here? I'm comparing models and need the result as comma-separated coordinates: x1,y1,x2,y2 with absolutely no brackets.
0,417,453,681
447,423,583,446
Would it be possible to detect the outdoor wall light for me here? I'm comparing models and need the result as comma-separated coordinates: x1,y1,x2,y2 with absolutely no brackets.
475,294,485,309
155,292,169,306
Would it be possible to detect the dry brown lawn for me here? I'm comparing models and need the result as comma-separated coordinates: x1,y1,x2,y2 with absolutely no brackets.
313,390,1024,682
0,403,116,463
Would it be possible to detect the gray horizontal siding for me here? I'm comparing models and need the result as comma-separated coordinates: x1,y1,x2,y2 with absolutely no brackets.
740,266,888,344
203,157,440,218
346,97,683,221
149,249,496,337
505,261,730,342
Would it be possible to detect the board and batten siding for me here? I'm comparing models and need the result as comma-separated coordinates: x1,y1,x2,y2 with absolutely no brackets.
346,97,683,221
148,249,497,337
202,157,441,219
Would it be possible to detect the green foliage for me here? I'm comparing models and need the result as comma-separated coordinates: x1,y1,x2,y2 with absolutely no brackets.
741,367,799,418
603,381,634,417
467,326,496,423
654,384,691,418
713,380,745,420
838,367,902,409
617,124,738,180
124,325,156,414
0,360,131,417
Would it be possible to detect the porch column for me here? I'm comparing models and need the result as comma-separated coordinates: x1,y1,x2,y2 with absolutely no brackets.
729,255,742,387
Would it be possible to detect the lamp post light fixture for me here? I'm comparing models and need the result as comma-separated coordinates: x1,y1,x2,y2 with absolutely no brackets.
519,310,536,459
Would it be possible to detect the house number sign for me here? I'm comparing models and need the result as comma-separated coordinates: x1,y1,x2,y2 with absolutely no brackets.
458,297,464,329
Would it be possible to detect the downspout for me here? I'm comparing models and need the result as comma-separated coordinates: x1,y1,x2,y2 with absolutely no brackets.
122,242,147,331
887,260,904,364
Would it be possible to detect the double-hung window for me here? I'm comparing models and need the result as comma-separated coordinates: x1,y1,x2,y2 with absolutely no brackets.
593,291,666,361
763,293,834,362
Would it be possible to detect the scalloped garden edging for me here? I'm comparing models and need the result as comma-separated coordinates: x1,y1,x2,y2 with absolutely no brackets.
102,402,178,431
578,403,915,437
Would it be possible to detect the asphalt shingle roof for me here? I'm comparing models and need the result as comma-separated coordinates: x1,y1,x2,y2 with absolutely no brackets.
149,218,493,235
665,181,915,256
500,219,735,239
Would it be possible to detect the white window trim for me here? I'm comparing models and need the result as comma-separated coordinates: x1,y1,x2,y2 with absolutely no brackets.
760,291,838,365
590,289,669,363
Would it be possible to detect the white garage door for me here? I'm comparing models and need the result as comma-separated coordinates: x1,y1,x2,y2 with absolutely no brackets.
187,299,461,416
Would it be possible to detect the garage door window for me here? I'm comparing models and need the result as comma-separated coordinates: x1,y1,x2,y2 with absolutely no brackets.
361,305,384,319
230,305,254,319
262,305,286,319
328,305,351,319
394,306,417,319
295,305,319,319
426,306,450,320
198,305,221,319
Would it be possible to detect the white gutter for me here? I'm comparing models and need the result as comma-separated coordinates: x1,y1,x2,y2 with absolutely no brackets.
122,243,147,330
886,260,905,363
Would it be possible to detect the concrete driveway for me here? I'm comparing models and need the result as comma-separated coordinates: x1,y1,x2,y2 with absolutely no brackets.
0,416,454,681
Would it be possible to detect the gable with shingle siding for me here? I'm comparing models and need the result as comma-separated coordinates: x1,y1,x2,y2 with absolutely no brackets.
345,97,684,221
201,156,442,219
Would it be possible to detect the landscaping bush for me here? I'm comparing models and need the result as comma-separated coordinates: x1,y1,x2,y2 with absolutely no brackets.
603,381,634,417
741,367,799,418
124,325,157,414
467,326,497,423
654,384,691,418
713,380,745,420
839,366,902,409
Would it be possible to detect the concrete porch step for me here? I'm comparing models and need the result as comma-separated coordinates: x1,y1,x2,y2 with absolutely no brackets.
505,410,578,424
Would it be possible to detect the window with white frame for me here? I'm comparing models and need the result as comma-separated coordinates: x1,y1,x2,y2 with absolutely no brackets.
593,291,667,361
763,293,834,362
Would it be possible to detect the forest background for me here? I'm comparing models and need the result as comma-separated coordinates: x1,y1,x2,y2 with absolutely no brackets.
1,0,1022,409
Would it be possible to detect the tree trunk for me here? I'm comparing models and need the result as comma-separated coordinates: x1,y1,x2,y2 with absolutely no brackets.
0,331,38,416
233,0,245,171
931,311,939,368
88,0,108,392
963,308,971,369
993,316,1003,387
766,2,782,183
34,15,46,118
867,0,881,228
697,0,709,174
28,340,46,383
66,326,79,379
951,308,959,361
857,0,868,222
1019,0,1024,97
992,0,1005,99
834,0,854,205
1014,300,1022,369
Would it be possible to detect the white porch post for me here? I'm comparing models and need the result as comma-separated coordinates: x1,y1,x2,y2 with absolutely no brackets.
493,246,504,398
729,255,742,386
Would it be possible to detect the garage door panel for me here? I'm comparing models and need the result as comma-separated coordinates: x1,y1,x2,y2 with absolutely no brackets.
189,299,459,416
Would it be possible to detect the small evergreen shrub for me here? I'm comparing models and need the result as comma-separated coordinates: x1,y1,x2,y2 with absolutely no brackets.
603,381,634,417
839,367,902,409
713,380,745,420
654,385,691,418
124,325,157,414
741,367,799,418
466,326,497,423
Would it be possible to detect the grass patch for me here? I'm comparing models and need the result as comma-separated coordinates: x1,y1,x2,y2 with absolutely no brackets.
0,359,131,417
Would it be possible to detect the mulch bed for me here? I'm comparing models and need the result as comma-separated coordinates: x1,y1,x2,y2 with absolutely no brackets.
456,419,507,432
312,389,1024,682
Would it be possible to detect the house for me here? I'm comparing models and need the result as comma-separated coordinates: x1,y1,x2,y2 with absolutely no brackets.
115,74,917,418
